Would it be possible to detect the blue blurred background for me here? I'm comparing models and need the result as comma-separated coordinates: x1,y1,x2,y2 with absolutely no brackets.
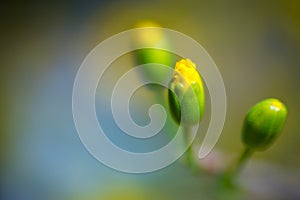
1,0,300,199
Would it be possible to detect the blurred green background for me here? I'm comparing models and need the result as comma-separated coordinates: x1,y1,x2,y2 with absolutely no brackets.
1,0,300,199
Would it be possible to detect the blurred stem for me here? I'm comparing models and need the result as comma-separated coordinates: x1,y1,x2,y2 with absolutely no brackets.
183,125,201,173
223,147,253,185
183,125,192,166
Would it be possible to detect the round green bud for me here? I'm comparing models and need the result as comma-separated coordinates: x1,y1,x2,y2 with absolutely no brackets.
242,98,287,151
168,59,205,125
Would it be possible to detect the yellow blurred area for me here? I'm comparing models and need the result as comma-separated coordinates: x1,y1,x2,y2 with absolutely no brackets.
73,186,156,200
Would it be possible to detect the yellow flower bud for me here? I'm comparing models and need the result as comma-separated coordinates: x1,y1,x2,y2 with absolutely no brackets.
168,59,205,125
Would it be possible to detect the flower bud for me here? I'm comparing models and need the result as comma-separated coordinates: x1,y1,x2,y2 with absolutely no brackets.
242,98,287,151
168,59,205,125
133,21,175,84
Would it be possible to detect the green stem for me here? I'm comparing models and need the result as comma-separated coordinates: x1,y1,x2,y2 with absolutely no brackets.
235,147,253,174
224,147,253,184
184,126,192,166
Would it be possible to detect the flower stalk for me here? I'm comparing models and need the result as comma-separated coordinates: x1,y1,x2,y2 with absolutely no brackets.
224,98,287,184
168,58,205,171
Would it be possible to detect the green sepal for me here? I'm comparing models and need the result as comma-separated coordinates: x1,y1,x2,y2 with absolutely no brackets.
168,81,204,125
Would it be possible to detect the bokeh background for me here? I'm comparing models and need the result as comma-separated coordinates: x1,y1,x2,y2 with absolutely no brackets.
1,0,300,199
